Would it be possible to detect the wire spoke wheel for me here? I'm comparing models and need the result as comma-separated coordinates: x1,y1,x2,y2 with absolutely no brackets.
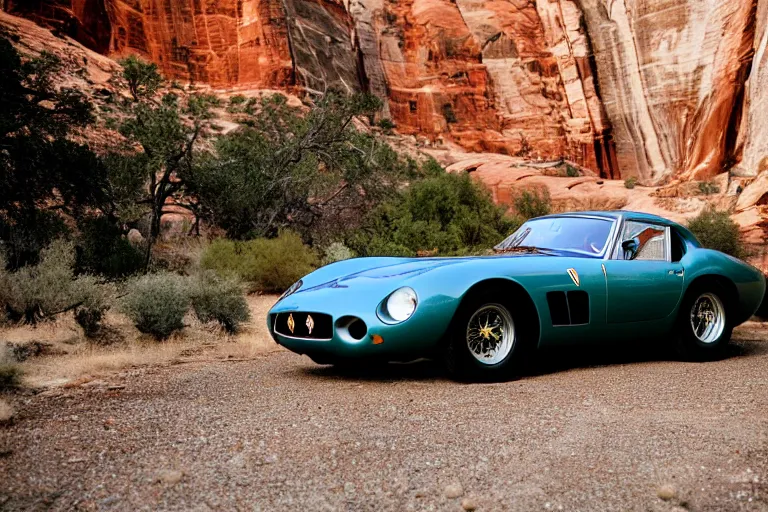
689,292,725,344
466,304,515,365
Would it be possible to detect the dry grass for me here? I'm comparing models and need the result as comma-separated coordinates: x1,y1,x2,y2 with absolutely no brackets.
3,294,280,388
0,398,13,422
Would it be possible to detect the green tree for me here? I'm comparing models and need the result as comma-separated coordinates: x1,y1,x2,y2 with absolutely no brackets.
0,36,109,268
120,55,162,101
107,91,209,269
185,92,414,242
349,171,519,257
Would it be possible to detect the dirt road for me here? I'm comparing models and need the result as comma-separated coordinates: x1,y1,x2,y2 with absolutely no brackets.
2,326,768,511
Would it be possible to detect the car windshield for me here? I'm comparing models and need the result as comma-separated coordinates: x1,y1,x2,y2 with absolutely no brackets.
495,216,615,257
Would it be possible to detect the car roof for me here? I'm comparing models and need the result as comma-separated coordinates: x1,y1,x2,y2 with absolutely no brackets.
538,210,669,224
534,210,700,246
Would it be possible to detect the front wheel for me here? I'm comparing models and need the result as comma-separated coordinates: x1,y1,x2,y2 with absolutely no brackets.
445,291,530,382
675,285,732,361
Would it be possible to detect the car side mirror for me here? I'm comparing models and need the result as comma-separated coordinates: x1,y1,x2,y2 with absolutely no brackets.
621,239,639,260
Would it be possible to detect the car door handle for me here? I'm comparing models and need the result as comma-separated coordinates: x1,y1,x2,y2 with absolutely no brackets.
668,269,684,277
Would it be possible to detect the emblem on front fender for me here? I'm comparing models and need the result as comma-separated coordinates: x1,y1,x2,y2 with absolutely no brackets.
567,268,580,287
306,314,314,334
287,313,295,333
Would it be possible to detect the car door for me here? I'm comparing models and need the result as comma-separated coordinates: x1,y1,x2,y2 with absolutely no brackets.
603,220,684,323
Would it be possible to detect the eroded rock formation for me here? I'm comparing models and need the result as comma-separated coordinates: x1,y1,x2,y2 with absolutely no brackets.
580,0,757,183
3,0,767,184
740,0,768,179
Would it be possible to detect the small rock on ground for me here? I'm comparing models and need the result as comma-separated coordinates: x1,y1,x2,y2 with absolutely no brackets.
657,483,677,501
461,497,477,510
445,483,463,499
156,470,183,485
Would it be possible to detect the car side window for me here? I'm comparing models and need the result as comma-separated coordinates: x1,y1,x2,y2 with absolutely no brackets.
670,229,686,262
615,221,668,261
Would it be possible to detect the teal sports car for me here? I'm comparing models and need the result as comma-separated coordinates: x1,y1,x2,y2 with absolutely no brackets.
268,211,766,381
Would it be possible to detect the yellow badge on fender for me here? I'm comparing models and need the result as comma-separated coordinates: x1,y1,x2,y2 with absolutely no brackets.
567,268,580,287
287,313,295,333
306,314,314,335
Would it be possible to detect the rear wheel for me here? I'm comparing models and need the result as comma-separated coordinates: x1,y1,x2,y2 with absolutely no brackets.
445,290,531,381
675,284,732,361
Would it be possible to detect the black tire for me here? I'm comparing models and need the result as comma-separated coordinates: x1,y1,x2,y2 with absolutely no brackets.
444,288,533,382
675,282,733,361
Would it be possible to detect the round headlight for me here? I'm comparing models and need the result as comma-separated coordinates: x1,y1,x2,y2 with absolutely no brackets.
386,287,418,322
280,279,303,301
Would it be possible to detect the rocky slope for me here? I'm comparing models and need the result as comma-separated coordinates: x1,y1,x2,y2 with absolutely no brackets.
1,3,766,270
4,0,766,186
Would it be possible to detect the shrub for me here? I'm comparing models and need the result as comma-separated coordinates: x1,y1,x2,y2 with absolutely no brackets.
514,187,551,220
322,242,356,266
0,346,21,390
687,207,745,258
349,172,519,257
77,216,143,277
72,276,115,337
1,209,70,270
186,93,221,118
377,118,395,131
624,176,638,189
189,271,250,333
698,181,720,195
201,232,317,293
564,164,579,177
122,273,190,339
0,364,22,391
0,239,109,324
229,95,247,105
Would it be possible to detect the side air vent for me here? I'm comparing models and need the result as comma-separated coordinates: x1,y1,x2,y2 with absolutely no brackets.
546,291,590,326
547,292,570,326
567,291,589,325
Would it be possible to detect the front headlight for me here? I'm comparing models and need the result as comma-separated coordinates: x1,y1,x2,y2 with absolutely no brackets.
279,279,303,301
384,287,418,322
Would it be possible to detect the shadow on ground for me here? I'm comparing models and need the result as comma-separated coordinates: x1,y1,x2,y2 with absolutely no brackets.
295,335,768,383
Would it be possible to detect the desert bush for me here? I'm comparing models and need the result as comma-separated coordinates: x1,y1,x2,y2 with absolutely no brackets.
229,95,247,105
564,164,579,177
201,231,317,293
0,240,109,324
73,276,115,337
0,346,21,390
322,242,356,266
350,172,519,257
624,176,638,189
377,118,395,131
0,364,21,391
189,271,250,333
687,207,745,258
77,216,143,277
513,188,551,220
122,273,190,339
698,181,720,195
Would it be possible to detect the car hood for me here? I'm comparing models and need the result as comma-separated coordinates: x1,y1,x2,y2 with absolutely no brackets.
295,251,574,294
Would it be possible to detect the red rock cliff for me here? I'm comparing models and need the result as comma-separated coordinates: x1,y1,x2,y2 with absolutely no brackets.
3,0,766,184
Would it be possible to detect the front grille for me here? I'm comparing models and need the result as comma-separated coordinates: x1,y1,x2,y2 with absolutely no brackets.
273,312,333,340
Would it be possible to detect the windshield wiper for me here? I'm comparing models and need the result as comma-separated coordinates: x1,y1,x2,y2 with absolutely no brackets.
493,245,555,255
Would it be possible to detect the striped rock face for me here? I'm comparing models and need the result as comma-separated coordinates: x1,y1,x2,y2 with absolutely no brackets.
2,0,767,183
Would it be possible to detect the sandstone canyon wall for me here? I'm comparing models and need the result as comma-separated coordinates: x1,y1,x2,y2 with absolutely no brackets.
3,0,767,185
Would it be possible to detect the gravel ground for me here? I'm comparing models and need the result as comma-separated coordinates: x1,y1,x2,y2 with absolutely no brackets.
2,326,768,511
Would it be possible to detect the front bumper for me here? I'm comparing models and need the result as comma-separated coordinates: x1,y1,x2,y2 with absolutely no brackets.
267,288,454,360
